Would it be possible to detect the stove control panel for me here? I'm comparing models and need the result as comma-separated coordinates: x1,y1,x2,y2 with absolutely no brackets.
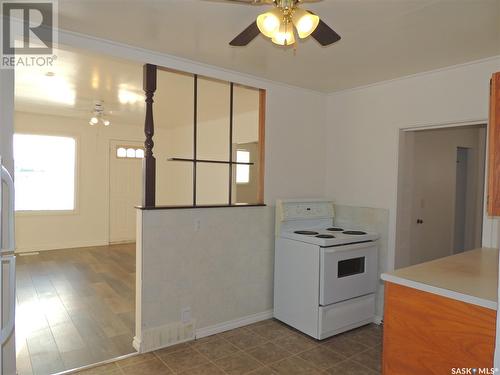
278,200,334,221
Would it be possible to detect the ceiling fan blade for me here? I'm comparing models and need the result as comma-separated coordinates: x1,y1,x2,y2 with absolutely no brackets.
201,0,321,5
230,22,261,46
311,19,341,46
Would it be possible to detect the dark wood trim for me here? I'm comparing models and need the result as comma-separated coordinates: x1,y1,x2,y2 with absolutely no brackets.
229,82,234,205
136,203,266,210
168,158,254,165
258,89,266,204
193,74,198,206
143,63,157,207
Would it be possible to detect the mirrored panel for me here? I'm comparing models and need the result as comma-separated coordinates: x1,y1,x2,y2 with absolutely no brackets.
232,85,261,204
157,161,193,206
231,145,259,204
155,68,194,160
154,68,194,206
233,84,260,147
196,163,229,205
197,77,230,161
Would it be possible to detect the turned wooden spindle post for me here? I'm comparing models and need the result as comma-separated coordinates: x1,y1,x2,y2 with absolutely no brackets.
143,64,157,207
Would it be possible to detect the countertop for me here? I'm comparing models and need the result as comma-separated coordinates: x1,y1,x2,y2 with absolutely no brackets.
381,247,498,310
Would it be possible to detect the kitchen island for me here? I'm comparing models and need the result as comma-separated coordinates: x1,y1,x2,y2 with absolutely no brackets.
381,248,498,375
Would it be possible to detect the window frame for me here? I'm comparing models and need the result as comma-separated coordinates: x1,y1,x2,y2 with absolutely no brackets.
141,64,266,209
115,145,145,160
13,132,80,216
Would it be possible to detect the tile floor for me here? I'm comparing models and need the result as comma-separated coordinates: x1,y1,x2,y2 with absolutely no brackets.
73,319,382,375
16,244,136,375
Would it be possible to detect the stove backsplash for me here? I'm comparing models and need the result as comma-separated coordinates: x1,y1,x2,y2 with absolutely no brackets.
333,204,389,321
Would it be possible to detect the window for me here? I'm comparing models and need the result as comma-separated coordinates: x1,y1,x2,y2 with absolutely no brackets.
14,134,76,211
151,67,265,207
236,150,250,184
116,146,144,159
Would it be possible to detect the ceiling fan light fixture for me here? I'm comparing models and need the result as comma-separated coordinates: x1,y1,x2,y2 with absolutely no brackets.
90,117,99,125
292,8,319,39
271,22,295,46
256,8,282,38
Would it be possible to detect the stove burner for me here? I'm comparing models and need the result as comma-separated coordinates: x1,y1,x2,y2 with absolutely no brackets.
294,230,319,235
343,230,367,235
316,234,335,239
327,227,344,232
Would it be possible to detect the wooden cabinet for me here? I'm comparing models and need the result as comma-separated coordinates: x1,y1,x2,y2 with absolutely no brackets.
488,72,500,215
382,282,496,375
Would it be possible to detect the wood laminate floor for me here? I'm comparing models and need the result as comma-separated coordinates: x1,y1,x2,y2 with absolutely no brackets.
15,244,136,375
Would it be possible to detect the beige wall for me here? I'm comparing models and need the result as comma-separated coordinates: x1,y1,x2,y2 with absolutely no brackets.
14,111,144,252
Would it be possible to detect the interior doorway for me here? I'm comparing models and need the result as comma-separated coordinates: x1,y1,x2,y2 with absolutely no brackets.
13,45,143,375
395,124,487,268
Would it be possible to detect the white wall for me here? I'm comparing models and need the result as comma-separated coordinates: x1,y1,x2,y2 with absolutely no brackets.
325,57,500,278
136,206,274,351
14,111,144,252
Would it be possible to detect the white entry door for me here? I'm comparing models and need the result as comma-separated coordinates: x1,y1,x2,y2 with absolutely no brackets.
109,140,143,243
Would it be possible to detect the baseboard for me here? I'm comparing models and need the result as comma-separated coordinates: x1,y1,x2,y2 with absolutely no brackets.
137,321,196,353
109,239,135,245
195,309,274,339
15,240,109,253
132,336,142,352
135,310,274,354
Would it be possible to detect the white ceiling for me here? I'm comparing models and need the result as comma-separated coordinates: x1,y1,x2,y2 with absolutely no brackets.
55,0,500,92
15,47,145,126
15,47,260,127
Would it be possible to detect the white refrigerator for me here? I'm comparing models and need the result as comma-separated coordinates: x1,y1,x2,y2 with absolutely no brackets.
0,68,17,375
0,160,16,375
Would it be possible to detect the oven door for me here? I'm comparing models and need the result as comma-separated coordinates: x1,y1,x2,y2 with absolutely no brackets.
320,241,378,306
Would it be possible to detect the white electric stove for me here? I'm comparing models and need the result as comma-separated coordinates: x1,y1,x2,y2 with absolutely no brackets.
274,199,379,340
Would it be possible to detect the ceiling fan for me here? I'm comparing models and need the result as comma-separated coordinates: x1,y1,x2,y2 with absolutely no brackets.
221,0,341,47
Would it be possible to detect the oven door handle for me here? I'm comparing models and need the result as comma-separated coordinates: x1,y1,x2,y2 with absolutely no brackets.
322,241,375,254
